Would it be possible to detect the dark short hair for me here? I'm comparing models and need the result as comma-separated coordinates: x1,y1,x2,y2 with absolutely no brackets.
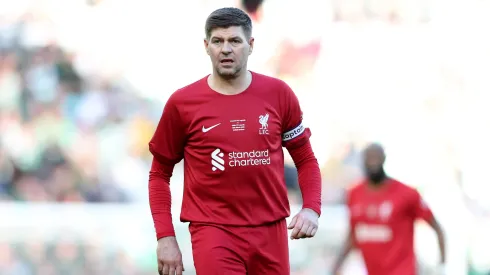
205,7,253,39
241,0,264,14
363,143,386,158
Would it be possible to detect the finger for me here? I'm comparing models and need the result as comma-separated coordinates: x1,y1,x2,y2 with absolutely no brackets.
176,264,183,275
306,223,317,237
310,227,318,237
297,222,310,239
169,265,176,275
161,264,170,275
158,261,163,275
303,224,314,238
288,215,298,229
290,218,304,239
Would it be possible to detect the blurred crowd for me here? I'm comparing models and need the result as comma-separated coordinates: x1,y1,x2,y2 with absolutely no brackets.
0,13,158,203
0,239,141,275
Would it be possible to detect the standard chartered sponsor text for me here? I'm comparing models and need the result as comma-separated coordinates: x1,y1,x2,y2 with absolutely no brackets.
228,149,271,167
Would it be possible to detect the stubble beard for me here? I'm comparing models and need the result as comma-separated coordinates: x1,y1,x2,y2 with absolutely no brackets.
217,66,242,80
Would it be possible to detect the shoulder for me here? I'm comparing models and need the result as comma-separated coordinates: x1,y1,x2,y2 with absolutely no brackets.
168,76,208,104
389,178,420,199
390,179,415,192
346,180,366,200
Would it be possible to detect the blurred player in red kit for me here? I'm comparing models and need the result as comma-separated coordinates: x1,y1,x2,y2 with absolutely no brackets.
332,143,446,275
148,7,322,275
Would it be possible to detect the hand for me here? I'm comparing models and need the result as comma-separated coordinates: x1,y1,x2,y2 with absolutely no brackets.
157,236,185,275
287,208,319,240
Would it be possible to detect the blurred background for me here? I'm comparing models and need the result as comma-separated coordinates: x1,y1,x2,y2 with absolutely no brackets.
1,0,489,274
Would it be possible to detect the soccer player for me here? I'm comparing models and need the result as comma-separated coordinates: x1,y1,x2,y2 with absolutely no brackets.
148,7,322,275
331,143,446,275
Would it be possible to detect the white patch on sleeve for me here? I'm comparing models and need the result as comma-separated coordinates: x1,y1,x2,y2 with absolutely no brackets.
282,122,305,141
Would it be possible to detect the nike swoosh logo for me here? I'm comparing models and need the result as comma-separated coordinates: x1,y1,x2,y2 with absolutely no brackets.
202,123,221,133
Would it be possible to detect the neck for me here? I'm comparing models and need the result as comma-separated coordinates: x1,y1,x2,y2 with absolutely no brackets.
209,70,252,95
366,177,390,190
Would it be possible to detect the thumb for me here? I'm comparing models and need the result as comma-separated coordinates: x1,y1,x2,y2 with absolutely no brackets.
288,215,298,229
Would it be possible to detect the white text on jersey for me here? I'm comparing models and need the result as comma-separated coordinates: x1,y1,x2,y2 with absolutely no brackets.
211,148,271,171
282,122,305,141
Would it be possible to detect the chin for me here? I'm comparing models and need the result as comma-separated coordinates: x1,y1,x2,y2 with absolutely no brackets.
217,69,239,79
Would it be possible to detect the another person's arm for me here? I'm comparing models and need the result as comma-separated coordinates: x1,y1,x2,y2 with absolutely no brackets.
332,228,355,274
429,217,446,273
332,191,355,274
412,191,446,267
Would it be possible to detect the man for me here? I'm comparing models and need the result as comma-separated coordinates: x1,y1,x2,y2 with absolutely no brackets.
332,143,446,275
148,7,321,275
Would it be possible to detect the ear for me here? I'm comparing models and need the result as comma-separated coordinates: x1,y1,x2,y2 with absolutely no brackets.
248,37,255,55
204,39,210,55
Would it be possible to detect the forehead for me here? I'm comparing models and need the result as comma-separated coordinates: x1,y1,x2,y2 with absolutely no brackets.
364,148,384,160
209,26,247,39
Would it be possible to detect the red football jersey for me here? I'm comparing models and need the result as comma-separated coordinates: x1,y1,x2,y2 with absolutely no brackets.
346,179,434,275
149,72,312,226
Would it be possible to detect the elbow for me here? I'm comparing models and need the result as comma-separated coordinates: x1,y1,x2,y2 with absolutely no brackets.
149,158,174,183
430,218,446,240
289,141,319,168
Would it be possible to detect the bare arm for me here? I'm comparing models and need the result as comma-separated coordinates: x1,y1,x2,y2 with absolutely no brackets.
428,217,446,264
412,190,446,265
332,229,355,274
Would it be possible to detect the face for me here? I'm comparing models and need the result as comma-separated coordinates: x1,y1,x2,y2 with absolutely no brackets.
363,148,385,175
204,26,254,79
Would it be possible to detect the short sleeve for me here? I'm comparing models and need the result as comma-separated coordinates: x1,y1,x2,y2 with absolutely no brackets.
344,188,354,228
412,190,434,223
280,82,311,149
149,94,186,165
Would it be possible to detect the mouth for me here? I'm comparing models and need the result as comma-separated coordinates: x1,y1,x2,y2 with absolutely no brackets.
220,59,234,65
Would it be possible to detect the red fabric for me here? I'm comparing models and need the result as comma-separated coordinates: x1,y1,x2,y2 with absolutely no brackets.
148,72,321,240
288,141,322,216
346,179,435,275
148,159,175,239
190,220,289,275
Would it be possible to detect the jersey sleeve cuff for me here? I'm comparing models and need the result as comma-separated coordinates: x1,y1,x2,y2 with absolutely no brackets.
152,212,176,240
303,205,321,217
156,230,176,240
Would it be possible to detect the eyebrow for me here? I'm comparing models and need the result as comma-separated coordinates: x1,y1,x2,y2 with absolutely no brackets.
211,36,243,41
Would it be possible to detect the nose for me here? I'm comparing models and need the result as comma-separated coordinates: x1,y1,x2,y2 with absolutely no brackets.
221,42,232,54
366,159,380,168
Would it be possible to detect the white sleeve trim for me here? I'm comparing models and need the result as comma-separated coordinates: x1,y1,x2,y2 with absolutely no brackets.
282,122,305,141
